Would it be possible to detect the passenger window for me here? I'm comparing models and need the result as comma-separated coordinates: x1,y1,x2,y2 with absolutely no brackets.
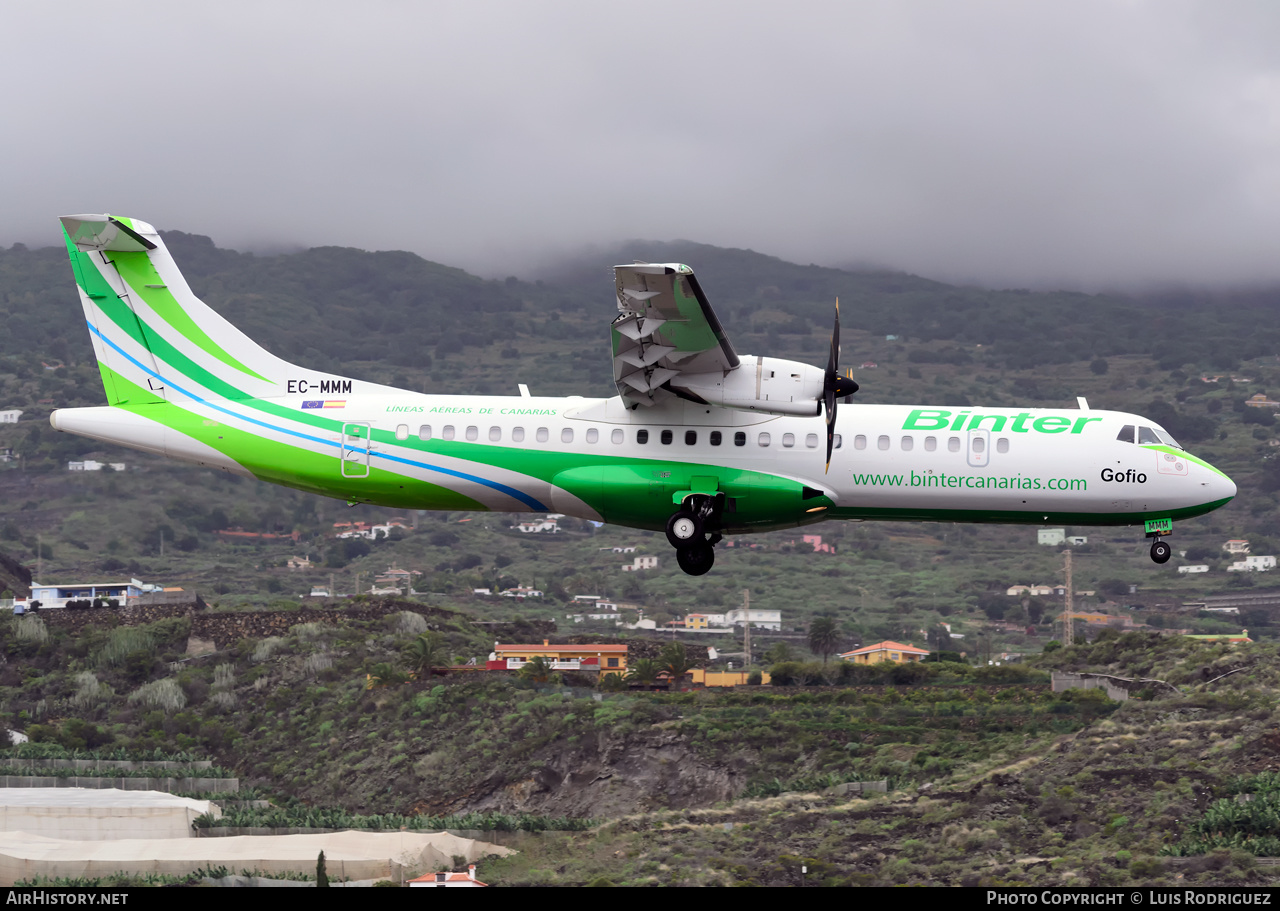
395,424,409,441
734,432,746,446
805,433,818,449
854,434,867,450
834,434,842,449
877,435,890,450
489,426,501,442
637,429,649,444
586,428,598,444
972,437,985,453
901,436,913,451
947,437,960,452
442,425,456,441
536,427,549,442
782,433,795,448
758,432,771,447
661,429,673,444
465,426,478,441
997,438,1009,453
685,430,697,445
710,431,722,446
512,427,525,442
418,425,432,441
611,428,624,444
561,428,574,443
1117,425,1135,443
924,436,936,451
1138,426,1160,445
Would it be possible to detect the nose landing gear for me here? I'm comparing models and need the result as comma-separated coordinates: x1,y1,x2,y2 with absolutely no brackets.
1146,517,1173,564
667,494,723,576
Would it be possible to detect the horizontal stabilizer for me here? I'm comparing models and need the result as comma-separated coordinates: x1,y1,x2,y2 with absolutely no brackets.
61,215,157,252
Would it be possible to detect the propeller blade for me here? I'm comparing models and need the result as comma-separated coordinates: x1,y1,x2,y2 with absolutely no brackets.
822,299,859,473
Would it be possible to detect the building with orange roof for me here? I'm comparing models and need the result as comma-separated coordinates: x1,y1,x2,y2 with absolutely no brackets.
839,641,930,665
1186,629,1253,645
488,640,627,676
408,864,487,888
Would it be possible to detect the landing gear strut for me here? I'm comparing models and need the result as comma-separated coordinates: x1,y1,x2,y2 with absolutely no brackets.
1146,518,1173,564
667,494,723,576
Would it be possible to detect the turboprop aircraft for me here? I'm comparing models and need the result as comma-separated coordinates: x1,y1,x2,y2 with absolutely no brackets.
50,214,1237,576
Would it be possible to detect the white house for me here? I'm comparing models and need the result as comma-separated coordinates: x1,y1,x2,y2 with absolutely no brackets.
1223,539,1251,554
500,585,543,599
1006,584,1054,597
0,410,21,424
21,578,158,610
567,611,622,624
67,460,125,472
1178,565,1210,574
1037,529,1066,546
724,607,782,630
1066,536,1088,546
516,514,562,533
1228,555,1276,572
621,555,659,572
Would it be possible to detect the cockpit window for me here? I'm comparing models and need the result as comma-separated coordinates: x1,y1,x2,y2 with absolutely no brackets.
1153,427,1182,450
1117,425,1135,443
1137,426,1161,445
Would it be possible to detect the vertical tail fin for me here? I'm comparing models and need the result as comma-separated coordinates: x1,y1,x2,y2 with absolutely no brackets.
61,215,293,404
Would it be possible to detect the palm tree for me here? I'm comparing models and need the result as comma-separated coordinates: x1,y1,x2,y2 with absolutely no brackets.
518,655,555,683
625,657,663,687
808,616,842,664
403,631,446,677
659,642,696,690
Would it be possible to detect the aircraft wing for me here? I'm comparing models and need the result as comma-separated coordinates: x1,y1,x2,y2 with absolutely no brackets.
611,263,740,408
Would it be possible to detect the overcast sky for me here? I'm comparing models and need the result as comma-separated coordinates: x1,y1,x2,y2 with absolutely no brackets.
4,1,1280,290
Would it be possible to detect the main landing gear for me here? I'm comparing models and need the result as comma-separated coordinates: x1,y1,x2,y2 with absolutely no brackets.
1146,518,1173,564
666,494,723,576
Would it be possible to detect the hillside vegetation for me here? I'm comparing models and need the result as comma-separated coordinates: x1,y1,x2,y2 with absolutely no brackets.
5,606,1280,885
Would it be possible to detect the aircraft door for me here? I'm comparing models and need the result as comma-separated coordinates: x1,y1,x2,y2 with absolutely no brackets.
341,422,371,478
967,429,990,468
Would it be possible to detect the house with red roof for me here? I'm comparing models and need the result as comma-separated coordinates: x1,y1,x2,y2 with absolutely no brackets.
839,641,930,665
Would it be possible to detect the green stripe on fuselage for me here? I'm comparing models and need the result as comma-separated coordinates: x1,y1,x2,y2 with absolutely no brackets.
101,368,485,511
826,499,1234,526
1143,444,1229,479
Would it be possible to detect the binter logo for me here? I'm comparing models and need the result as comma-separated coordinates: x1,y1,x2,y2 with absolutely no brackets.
903,409,1102,435
1101,467,1147,484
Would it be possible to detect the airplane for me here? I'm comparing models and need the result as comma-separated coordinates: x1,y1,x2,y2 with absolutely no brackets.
49,214,1237,576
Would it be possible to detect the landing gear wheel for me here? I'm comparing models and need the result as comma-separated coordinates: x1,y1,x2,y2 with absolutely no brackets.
1150,540,1172,564
676,543,715,576
666,510,704,548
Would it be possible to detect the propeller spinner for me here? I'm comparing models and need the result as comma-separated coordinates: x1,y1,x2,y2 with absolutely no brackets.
824,299,859,472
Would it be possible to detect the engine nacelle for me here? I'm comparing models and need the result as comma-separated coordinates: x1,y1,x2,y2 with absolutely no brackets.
673,355,825,417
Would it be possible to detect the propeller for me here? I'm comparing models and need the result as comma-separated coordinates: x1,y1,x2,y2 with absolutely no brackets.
823,298,859,472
